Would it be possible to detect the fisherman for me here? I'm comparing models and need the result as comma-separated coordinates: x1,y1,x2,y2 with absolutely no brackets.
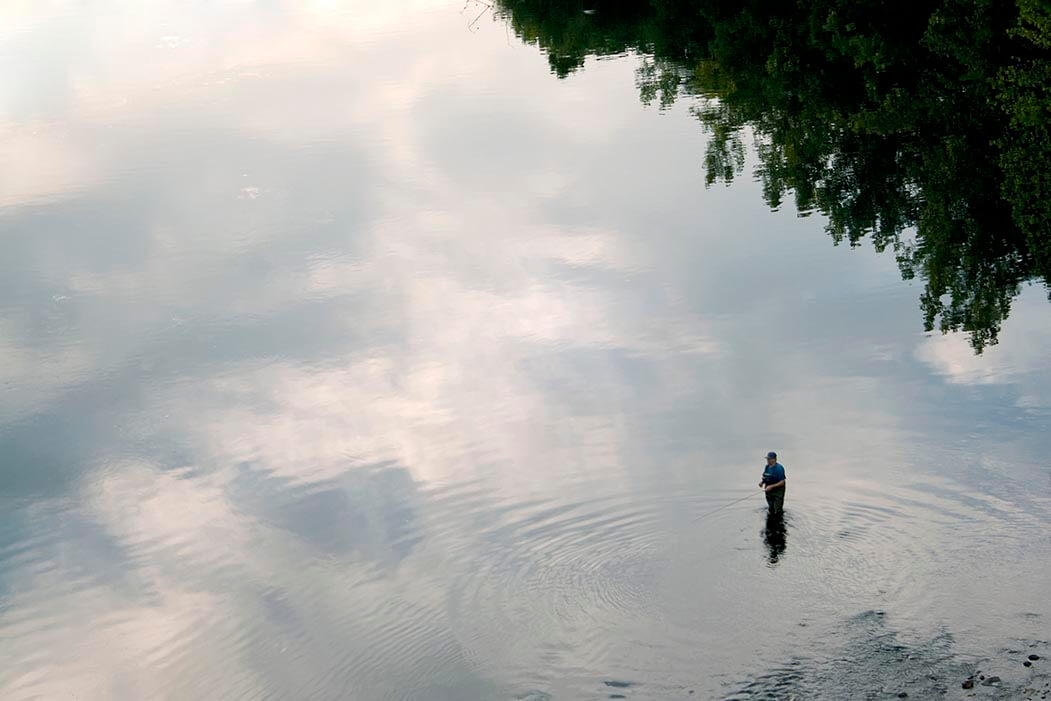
759,451,786,515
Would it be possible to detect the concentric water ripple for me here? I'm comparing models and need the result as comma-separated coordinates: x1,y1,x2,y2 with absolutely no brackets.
784,478,1051,624
438,487,673,686
2,461,1047,701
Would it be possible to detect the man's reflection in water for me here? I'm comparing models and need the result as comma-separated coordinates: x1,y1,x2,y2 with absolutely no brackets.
762,511,787,566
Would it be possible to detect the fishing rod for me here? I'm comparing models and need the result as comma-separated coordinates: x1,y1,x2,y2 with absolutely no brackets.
692,491,760,522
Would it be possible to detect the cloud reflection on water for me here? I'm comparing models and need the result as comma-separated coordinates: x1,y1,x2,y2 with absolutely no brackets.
0,1,1048,699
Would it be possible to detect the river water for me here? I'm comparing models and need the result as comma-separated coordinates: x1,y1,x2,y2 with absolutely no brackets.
1,3,1049,700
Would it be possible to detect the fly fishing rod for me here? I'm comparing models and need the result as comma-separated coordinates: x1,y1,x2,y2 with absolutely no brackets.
692,491,760,522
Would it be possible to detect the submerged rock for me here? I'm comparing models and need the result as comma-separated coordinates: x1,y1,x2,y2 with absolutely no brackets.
981,675,1001,686
1025,660,1033,667
1029,654,1041,661
514,692,552,701
962,679,974,689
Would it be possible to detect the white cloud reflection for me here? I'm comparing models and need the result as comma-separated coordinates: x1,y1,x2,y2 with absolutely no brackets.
0,2,1048,699
915,288,1051,407
0,3,723,698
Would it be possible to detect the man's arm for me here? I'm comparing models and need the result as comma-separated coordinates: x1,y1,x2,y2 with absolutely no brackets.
764,479,785,491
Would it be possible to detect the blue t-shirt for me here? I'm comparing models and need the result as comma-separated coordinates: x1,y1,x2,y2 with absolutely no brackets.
761,462,786,487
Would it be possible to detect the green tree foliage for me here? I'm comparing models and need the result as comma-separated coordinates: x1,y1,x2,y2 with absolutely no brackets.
495,0,1051,351
998,0,1051,283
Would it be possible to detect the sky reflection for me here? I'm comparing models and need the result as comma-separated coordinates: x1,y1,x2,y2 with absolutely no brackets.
0,2,1048,699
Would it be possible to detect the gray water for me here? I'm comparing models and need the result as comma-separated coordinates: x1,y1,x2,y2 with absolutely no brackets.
1,3,1050,700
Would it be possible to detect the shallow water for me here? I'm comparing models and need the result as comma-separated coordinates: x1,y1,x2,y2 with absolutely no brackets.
1,2,1050,699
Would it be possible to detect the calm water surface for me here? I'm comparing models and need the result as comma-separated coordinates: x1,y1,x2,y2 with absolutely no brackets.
1,3,1050,699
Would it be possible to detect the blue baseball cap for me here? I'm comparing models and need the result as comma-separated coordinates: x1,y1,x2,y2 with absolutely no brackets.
766,451,777,459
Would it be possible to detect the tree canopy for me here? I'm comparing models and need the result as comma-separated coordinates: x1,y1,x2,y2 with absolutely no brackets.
497,0,1051,351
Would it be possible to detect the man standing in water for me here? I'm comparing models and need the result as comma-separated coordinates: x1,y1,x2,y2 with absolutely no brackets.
759,451,786,515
